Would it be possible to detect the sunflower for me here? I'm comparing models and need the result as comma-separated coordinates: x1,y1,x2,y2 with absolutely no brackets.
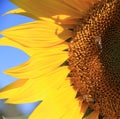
0,0,120,119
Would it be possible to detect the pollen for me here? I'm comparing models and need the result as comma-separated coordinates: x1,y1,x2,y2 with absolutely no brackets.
68,0,120,118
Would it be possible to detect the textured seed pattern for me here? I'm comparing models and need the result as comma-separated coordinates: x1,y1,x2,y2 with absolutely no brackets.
68,0,120,118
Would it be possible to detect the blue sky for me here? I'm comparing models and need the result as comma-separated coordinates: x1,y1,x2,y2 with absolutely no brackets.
0,0,38,115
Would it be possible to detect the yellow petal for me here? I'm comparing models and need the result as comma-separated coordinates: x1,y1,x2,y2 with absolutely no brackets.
0,79,28,99
5,67,69,103
4,49,68,78
0,37,36,56
0,79,28,92
9,0,85,27
10,0,80,19
3,8,38,19
0,88,19,99
56,0,100,27
29,79,82,119
62,0,99,14
1,20,72,48
9,0,99,27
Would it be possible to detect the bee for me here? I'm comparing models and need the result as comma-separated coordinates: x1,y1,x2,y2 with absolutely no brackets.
83,94,95,104
94,35,102,50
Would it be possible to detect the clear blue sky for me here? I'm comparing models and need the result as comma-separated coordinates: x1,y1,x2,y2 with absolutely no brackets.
0,0,38,115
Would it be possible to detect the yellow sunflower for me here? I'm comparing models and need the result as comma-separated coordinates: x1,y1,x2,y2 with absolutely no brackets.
0,0,120,119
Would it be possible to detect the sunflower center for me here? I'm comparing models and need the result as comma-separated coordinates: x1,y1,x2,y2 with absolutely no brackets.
68,0,120,118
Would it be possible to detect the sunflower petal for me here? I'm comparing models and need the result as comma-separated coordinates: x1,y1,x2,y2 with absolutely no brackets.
62,0,98,14
58,0,100,27
28,79,82,119
0,79,28,99
0,79,28,92
9,0,100,27
0,88,19,99
3,8,38,19
4,49,68,79
0,37,36,56
5,67,70,103
10,0,80,19
1,20,72,48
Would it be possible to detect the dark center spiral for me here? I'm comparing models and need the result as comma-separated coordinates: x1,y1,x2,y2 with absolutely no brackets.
68,0,120,118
